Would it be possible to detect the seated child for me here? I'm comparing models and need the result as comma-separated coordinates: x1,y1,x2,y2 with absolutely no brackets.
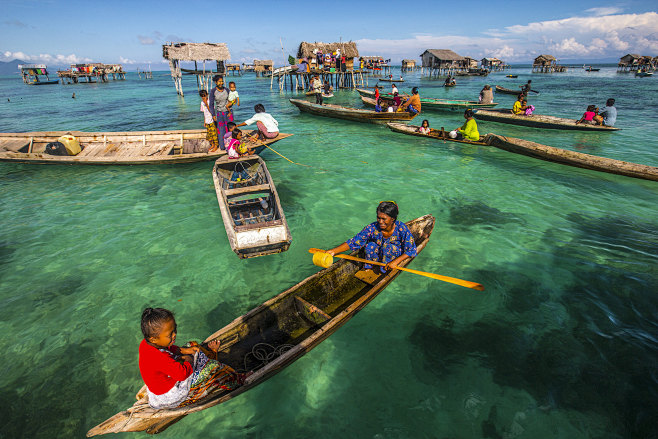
418,119,431,134
138,308,246,409
227,82,239,122
199,90,219,153
524,105,535,116
227,129,243,159
387,105,394,112
223,122,237,151
235,129,255,156
374,98,383,113
576,105,597,125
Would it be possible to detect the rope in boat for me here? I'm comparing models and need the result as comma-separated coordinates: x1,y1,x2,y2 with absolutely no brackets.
246,134,330,171
241,342,295,373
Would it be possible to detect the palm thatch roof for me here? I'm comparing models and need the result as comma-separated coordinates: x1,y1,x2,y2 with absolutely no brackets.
254,59,273,66
360,56,384,61
162,43,231,61
534,54,556,63
421,49,464,60
402,59,416,64
297,41,359,58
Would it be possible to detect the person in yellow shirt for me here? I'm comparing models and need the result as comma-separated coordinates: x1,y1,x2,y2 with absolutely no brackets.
512,96,528,115
450,109,480,141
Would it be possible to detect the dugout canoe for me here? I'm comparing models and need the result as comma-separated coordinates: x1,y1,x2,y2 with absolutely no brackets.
474,109,620,131
212,155,291,258
289,98,418,123
487,134,658,182
358,90,498,111
378,78,405,82
86,214,435,436
386,123,656,181
495,85,522,95
304,91,334,98
386,122,489,146
0,130,292,165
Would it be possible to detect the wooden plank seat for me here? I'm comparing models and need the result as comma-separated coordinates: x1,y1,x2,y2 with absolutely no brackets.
224,184,271,197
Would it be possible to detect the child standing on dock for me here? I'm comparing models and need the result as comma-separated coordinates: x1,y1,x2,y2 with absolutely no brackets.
138,307,246,409
199,90,219,153
227,82,240,122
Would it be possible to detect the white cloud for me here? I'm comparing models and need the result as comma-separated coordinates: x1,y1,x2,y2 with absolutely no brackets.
119,56,136,64
1,51,91,64
585,7,624,16
353,11,658,62
138,35,155,45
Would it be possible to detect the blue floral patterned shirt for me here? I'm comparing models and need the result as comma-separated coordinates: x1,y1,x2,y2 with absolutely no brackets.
347,220,417,264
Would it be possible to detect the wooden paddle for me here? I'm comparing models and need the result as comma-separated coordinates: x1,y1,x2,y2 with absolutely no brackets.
308,248,484,291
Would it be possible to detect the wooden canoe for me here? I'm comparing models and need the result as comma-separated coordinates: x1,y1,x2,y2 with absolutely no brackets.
86,214,435,436
304,91,334,98
212,155,292,258
0,130,292,165
378,78,405,82
289,98,418,123
386,122,489,146
495,85,522,95
474,109,620,131
359,90,498,111
487,134,658,182
387,124,657,181
505,75,518,78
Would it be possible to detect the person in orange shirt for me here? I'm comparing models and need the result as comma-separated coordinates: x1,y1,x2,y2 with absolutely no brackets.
399,87,421,114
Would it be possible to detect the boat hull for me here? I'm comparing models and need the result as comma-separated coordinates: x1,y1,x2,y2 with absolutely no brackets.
0,130,292,165
386,122,488,145
86,214,435,436
474,109,620,131
289,98,417,123
212,156,291,258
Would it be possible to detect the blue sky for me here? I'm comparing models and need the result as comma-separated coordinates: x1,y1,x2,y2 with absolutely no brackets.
2,0,657,68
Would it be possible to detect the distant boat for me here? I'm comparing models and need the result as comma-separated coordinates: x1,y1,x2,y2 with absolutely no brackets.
495,85,522,95
505,75,518,78
584,66,600,72
474,109,620,131
635,71,653,77
357,89,498,111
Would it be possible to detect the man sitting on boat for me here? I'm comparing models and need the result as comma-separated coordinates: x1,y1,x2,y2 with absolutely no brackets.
236,104,279,141
598,99,617,127
444,75,455,86
399,87,421,114
326,201,417,274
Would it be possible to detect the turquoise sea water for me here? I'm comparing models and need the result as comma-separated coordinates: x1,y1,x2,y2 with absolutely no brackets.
0,65,657,439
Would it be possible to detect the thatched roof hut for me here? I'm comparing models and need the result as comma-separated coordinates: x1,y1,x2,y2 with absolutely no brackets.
402,59,416,67
162,42,231,61
619,53,642,66
254,59,273,72
481,57,502,68
297,41,359,59
420,49,466,69
533,54,556,66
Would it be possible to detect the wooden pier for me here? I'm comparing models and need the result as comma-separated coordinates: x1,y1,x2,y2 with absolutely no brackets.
270,68,367,92
58,63,126,84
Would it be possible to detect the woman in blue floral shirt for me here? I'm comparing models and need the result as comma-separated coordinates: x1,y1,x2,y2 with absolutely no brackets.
327,201,417,273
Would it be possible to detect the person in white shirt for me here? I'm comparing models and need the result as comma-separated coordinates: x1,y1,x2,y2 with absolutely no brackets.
236,104,279,141
199,89,219,152
391,83,398,95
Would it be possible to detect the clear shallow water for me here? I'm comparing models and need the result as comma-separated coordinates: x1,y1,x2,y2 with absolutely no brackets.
0,65,657,438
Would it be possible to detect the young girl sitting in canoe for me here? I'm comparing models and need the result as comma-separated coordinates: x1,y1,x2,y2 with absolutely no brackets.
418,120,431,135
138,308,247,409
576,105,599,125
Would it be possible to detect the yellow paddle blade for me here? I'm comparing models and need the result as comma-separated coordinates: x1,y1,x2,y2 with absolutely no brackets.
308,248,484,291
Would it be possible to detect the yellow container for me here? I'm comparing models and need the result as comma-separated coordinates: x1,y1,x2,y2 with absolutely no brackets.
312,252,333,268
57,135,81,156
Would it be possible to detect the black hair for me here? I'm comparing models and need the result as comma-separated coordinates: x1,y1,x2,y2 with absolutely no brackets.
377,201,398,220
527,80,532,83
394,92,398,96
199,89,208,97
141,308,175,339
232,128,242,139
464,109,474,118
254,104,266,113
212,75,223,82
422,119,429,126
587,104,596,112
227,121,237,130
411,87,418,94
228,81,236,86
606,98,615,106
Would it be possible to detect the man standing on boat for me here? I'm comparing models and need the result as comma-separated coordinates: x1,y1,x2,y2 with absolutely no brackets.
209,75,231,149
311,75,323,105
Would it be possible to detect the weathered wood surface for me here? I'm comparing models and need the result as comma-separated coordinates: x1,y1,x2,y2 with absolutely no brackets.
86,215,435,436
386,122,489,146
289,98,417,123
0,130,293,164
487,134,658,181
212,155,292,258
474,109,621,131
495,85,522,95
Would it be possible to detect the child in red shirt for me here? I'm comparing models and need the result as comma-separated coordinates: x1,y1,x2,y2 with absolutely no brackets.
139,308,244,409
